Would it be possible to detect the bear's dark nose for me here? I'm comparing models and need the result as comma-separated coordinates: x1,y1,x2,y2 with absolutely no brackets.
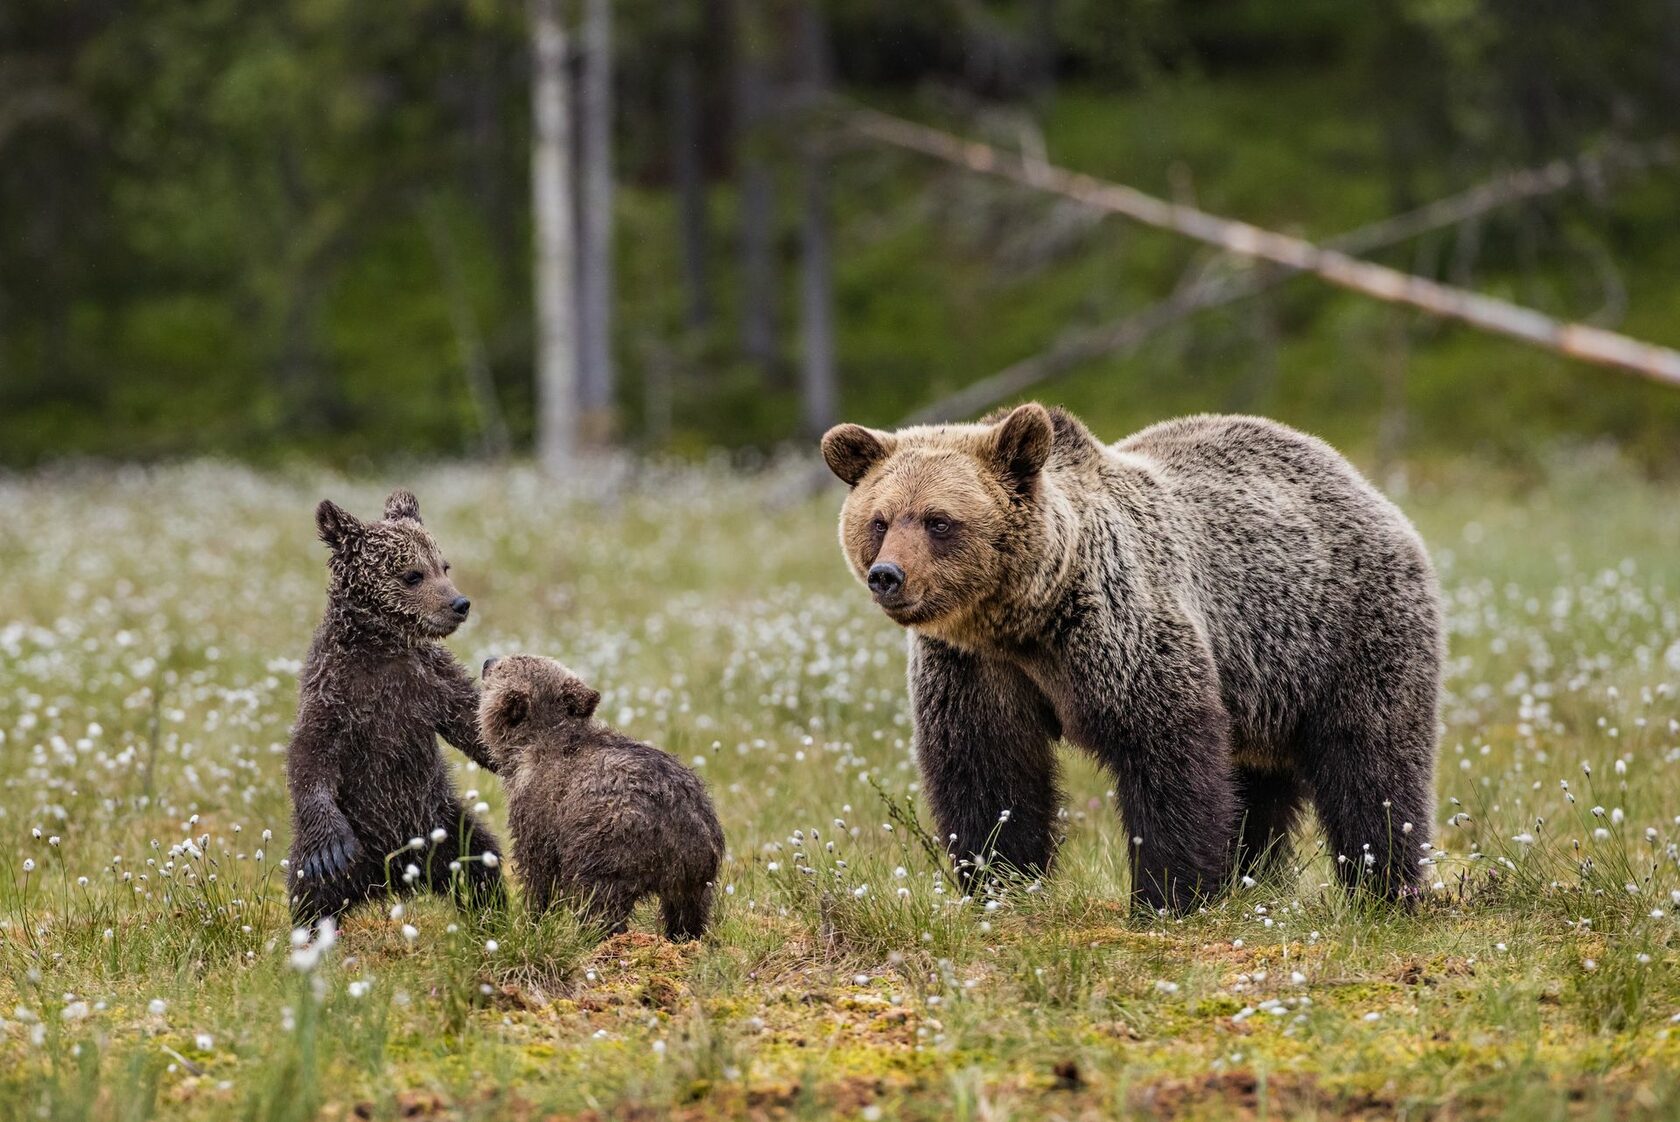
451,596,471,617
482,656,499,676
867,562,905,601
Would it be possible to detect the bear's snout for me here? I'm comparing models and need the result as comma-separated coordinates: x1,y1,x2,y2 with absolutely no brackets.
867,561,906,603
482,656,499,676
451,596,471,618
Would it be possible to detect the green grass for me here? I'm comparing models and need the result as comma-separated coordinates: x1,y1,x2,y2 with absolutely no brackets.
1,446,1679,1120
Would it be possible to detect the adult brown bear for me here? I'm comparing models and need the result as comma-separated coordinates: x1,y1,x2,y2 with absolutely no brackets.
821,405,1441,913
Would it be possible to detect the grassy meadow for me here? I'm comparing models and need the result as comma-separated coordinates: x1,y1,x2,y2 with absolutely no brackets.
1,449,1679,1120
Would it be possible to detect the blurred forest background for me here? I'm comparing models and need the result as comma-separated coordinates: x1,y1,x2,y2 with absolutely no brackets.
3,0,1678,472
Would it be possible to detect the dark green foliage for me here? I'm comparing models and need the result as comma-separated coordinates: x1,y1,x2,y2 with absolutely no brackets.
1,0,1677,468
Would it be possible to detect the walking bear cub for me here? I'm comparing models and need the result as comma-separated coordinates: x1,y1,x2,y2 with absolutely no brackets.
821,405,1442,912
286,489,502,922
478,655,724,940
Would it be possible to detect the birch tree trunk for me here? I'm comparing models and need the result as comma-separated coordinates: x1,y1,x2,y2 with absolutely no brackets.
530,0,578,472
796,0,836,437
577,0,615,445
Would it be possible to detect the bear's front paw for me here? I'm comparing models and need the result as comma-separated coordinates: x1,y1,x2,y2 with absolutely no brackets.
299,829,361,882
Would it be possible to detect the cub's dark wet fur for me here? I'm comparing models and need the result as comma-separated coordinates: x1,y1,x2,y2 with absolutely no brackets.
285,489,502,922
478,655,724,940
822,406,1442,913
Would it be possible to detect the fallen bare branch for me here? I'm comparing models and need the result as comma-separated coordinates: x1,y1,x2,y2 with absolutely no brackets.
853,109,1680,388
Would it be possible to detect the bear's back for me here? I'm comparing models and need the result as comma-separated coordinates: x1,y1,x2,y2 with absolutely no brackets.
1112,414,1438,755
513,734,722,866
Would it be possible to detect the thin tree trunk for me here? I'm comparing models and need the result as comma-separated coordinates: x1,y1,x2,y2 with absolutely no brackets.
733,0,777,377
530,0,578,472
672,47,712,330
578,0,615,445
796,0,837,437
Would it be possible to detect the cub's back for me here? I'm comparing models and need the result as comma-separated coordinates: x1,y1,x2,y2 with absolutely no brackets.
516,734,722,856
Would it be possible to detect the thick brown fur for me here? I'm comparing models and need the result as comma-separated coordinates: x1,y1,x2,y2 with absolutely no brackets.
285,489,503,923
479,655,725,940
822,406,1441,913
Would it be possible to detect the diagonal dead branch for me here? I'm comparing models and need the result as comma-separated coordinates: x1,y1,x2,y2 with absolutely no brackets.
853,108,1680,390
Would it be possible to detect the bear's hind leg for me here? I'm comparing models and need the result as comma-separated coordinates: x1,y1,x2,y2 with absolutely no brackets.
1235,766,1304,884
576,881,640,937
523,874,557,916
660,882,714,942
1302,693,1435,899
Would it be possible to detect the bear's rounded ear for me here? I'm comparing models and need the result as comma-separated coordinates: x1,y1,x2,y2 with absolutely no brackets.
316,500,364,550
384,488,422,523
821,424,895,487
563,678,601,720
987,403,1054,493
486,686,528,733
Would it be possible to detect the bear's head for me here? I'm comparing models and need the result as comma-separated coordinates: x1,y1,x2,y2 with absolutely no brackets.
315,489,472,642
821,403,1056,635
477,654,601,763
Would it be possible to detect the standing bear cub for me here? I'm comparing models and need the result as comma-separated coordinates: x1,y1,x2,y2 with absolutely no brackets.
286,489,502,922
478,655,725,940
821,406,1441,912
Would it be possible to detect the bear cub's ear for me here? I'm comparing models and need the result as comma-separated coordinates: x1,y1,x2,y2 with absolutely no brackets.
316,499,364,549
384,488,422,523
821,424,896,487
488,686,529,731
988,403,1054,493
561,678,601,720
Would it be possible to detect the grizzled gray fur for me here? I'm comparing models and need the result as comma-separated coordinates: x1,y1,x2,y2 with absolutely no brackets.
821,405,1441,912
286,489,502,922
478,655,725,940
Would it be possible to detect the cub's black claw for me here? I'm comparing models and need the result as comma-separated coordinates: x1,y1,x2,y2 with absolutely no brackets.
301,833,360,882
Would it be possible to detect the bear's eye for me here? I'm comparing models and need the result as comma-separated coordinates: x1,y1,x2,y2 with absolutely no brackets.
870,517,888,537
443,562,451,574
927,517,954,538
402,570,424,587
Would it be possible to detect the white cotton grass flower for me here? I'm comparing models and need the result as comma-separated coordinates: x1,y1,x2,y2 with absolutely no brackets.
429,828,448,844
